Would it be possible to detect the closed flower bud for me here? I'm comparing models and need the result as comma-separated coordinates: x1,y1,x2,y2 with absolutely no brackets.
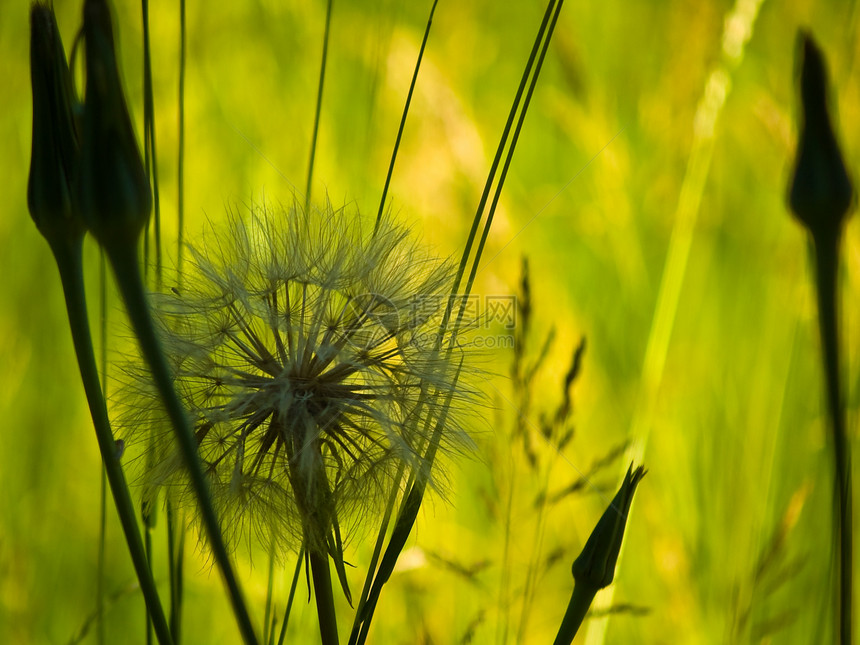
78,0,151,250
27,4,83,246
572,464,645,590
788,32,855,237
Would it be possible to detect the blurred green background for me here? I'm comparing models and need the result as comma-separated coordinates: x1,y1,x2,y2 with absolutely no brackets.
1,0,859,643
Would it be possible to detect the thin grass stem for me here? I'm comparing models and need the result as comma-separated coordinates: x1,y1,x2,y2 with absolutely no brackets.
439,0,559,346
306,0,334,213
145,516,154,645
375,0,438,232
141,0,162,287
177,0,186,278
97,249,108,645
167,504,184,644
276,546,304,645
263,538,276,645
457,0,563,334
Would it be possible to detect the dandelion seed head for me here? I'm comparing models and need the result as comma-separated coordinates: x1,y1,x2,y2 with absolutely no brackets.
117,200,475,556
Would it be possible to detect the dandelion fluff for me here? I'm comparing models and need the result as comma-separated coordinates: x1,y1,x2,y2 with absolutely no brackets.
116,200,473,558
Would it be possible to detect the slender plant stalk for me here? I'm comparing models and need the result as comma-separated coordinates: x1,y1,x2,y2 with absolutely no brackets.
167,504,185,644
97,250,108,645
141,6,163,642
141,0,162,286
145,514,154,645
305,0,334,212
97,464,107,645
349,5,564,641
276,546,305,645
309,551,339,645
348,461,407,639
375,0,439,231
50,237,173,645
454,0,564,339
552,583,598,645
177,0,186,277
168,3,188,640
104,245,259,645
350,387,434,636
438,0,561,348
811,230,853,644
263,539,277,645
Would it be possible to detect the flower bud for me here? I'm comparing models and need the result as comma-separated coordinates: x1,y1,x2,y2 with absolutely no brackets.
27,4,84,245
572,464,645,590
78,0,151,250
788,31,855,238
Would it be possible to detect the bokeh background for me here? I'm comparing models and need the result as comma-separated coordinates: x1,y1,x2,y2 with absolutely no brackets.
2,0,859,643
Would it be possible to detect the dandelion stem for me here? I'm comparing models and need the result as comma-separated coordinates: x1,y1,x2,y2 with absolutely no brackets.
309,550,339,645
552,582,597,645
811,229,853,645
104,245,259,645
50,237,173,645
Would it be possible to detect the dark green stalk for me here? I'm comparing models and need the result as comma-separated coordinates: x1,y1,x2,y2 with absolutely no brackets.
263,539,276,645
305,0,333,212
351,386,432,635
50,237,174,645
309,551,339,645
177,0,186,276
553,465,645,645
787,33,854,645
167,504,185,644
811,230,853,644
145,514,154,645
375,0,438,231
351,367,461,645
169,4,187,640
552,583,597,645
97,464,107,645
348,461,407,638
105,246,259,645
141,0,162,286
276,546,304,645
97,250,108,645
